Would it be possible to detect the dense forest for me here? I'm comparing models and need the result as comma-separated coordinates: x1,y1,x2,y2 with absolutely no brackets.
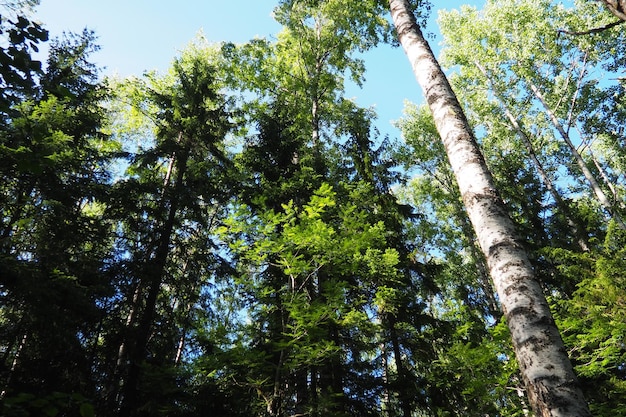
1,0,625,416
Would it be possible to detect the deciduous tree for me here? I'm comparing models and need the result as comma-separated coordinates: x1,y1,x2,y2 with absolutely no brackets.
387,0,591,415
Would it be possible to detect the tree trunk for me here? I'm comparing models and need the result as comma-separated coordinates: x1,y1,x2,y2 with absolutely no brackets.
474,61,590,252
118,150,189,417
380,342,391,416
107,280,142,407
388,316,412,417
387,1,591,415
528,81,625,228
0,332,27,399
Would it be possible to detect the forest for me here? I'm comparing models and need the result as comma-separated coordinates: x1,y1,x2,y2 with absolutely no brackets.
1,0,625,416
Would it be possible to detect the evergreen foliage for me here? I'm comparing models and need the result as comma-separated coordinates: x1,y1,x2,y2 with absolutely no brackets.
0,0,624,415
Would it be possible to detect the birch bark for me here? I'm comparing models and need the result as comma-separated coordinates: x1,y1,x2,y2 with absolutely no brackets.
387,1,591,415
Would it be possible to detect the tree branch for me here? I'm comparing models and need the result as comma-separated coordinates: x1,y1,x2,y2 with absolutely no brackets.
599,0,626,21
557,19,624,35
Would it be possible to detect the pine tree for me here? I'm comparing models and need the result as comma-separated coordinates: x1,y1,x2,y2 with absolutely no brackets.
0,25,116,414
102,47,235,416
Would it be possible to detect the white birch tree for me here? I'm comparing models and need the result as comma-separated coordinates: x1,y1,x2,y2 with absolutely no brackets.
387,0,591,415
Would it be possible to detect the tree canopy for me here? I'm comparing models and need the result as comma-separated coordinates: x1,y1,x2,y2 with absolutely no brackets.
1,1,625,416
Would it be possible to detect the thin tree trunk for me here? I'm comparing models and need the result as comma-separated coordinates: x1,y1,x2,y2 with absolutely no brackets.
388,317,411,417
563,54,621,206
118,150,189,417
0,332,27,399
115,152,180,398
528,81,625,228
387,1,591,415
587,146,620,204
474,61,590,251
380,342,391,416
107,280,142,408
173,329,186,367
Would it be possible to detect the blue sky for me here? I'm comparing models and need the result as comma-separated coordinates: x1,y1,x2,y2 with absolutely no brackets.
34,1,480,138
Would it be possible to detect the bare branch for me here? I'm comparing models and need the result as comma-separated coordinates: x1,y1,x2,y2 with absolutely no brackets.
557,19,624,36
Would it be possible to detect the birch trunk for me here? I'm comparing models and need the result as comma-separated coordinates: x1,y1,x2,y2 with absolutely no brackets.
387,1,591,415
528,82,625,228
473,61,590,251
